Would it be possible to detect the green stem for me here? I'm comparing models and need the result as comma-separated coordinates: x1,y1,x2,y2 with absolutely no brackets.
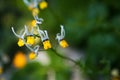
50,48,80,66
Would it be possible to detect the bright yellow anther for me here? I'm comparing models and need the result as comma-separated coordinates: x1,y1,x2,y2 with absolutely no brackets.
59,40,68,48
26,36,35,45
43,40,52,50
17,38,24,47
39,1,48,10
0,67,3,74
31,20,36,27
32,8,39,16
29,52,36,60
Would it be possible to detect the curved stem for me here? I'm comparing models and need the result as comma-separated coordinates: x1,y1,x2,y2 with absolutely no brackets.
50,48,80,66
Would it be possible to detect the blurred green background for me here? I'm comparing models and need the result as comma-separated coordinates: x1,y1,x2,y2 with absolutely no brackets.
0,0,120,80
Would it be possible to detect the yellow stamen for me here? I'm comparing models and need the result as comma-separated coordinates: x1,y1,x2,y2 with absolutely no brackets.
31,20,36,27
32,8,39,16
39,1,48,10
43,40,52,50
26,36,35,45
29,52,36,60
59,40,68,48
17,38,24,47
0,67,3,74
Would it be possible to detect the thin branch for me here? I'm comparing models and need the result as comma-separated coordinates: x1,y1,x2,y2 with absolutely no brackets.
50,48,80,66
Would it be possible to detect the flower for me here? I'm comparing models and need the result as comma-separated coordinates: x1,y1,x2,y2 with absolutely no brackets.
37,28,52,50
39,1,48,10
56,25,68,48
26,45,39,59
13,51,27,69
23,0,41,16
29,52,36,60
31,16,43,27
23,0,40,10
26,36,35,45
31,20,37,27
11,27,26,47
32,8,39,16
28,45,40,60
12,26,35,47
12,26,40,59
43,40,51,50
25,25,36,45
59,39,68,48
17,38,24,47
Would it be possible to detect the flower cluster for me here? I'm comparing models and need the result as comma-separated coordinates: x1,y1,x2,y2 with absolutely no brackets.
23,0,48,16
12,0,68,60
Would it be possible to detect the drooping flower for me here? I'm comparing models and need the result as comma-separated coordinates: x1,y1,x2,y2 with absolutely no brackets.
23,0,40,10
24,25,36,45
17,38,24,47
32,8,39,16
31,16,43,27
39,1,48,10
37,28,52,50
23,0,48,11
26,36,35,45
28,45,39,60
12,26,35,46
23,0,41,16
31,20,37,27
56,25,68,48
43,40,51,50
59,40,68,48
12,26,40,59
29,52,36,60
11,27,26,47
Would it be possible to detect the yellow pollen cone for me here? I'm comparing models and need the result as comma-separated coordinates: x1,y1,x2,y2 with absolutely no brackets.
17,38,24,47
26,36,35,45
29,52,36,60
31,20,36,27
43,40,52,50
39,1,48,10
32,8,39,16
59,40,68,48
